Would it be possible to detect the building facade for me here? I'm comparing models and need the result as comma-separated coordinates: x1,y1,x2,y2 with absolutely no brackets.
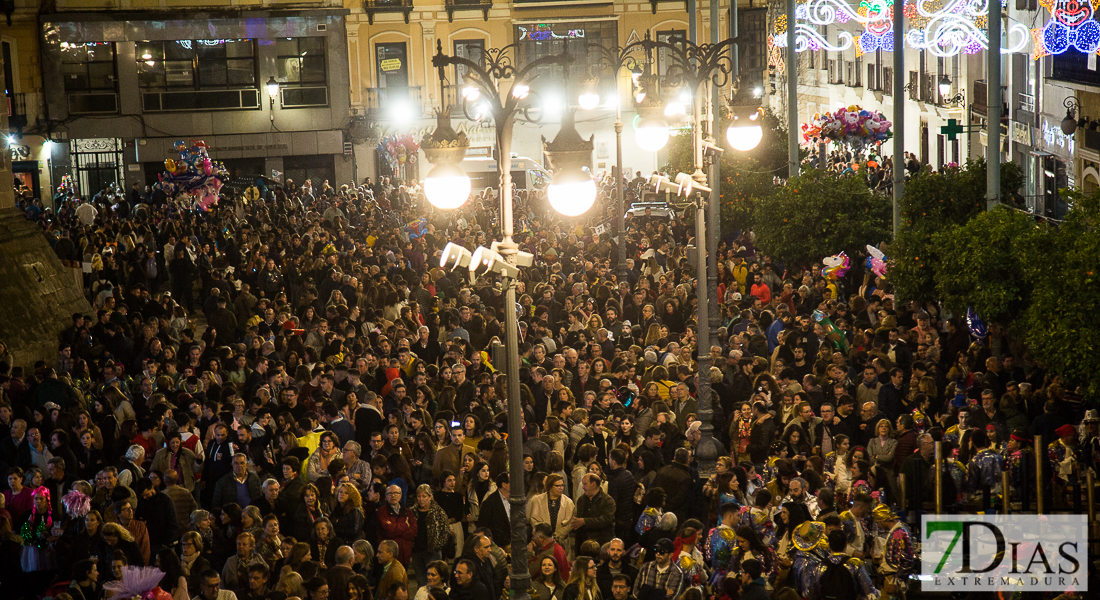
8,0,353,203
345,0,764,184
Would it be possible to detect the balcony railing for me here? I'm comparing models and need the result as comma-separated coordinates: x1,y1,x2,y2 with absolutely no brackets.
364,86,423,118
142,89,260,112
446,0,491,21
7,92,27,128
363,0,413,24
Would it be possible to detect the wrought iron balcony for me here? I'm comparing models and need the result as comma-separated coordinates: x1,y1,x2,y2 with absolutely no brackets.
363,0,413,24
446,0,491,21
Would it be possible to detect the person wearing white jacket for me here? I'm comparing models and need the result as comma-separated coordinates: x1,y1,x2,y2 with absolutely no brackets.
529,473,577,561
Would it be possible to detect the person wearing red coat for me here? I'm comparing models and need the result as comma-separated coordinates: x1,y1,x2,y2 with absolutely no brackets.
375,484,417,564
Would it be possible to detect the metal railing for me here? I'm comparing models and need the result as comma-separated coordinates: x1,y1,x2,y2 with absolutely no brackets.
364,86,423,115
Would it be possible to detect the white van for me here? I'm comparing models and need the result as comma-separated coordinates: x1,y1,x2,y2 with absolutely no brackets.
459,155,552,192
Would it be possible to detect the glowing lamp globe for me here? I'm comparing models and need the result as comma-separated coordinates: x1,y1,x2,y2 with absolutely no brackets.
578,92,600,110
636,118,670,152
547,168,597,216
424,163,472,209
727,123,763,152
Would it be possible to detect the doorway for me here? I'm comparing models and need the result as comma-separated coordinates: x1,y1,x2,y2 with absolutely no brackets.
70,138,124,197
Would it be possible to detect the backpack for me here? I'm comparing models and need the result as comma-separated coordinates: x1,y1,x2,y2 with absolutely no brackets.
819,557,858,600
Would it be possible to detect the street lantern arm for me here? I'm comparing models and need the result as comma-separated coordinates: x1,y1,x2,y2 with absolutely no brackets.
432,39,574,124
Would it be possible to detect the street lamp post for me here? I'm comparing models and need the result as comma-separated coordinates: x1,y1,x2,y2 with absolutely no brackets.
423,39,595,600
589,46,651,278
615,32,744,477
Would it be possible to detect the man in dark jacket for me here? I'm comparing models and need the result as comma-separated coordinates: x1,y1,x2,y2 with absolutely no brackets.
746,401,775,465
450,558,489,600
211,453,262,509
475,472,512,550
739,559,770,600
650,448,695,520
605,449,636,537
134,477,180,550
208,296,239,347
572,473,616,552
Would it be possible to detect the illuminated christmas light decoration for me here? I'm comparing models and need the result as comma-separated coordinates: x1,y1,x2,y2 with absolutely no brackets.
857,0,895,52
904,0,1030,56
767,0,1031,58
1031,0,1100,58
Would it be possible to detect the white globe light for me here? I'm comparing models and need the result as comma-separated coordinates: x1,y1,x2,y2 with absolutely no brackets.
635,118,670,152
726,123,763,152
547,169,597,216
512,83,530,99
424,163,472,209
462,85,480,102
578,92,600,110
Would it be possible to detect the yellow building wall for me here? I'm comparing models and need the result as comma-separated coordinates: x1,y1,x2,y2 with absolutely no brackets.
345,0,733,114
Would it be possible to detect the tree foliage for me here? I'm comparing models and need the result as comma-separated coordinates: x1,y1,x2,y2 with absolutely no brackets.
891,160,989,304
752,168,891,269
891,160,1025,305
1021,191,1100,397
662,109,788,237
930,206,1040,323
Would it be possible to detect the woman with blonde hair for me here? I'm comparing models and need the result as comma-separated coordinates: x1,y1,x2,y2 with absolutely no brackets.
867,418,898,475
331,482,364,541
276,571,305,597
562,556,599,600
643,323,663,347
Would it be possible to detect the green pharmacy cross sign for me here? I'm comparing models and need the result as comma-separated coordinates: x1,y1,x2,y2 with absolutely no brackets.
940,119,981,141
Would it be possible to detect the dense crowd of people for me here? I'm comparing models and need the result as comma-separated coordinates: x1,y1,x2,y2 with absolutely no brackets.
1,167,1097,600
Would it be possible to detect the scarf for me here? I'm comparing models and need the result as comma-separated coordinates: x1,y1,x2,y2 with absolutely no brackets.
180,552,199,577
737,418,753,452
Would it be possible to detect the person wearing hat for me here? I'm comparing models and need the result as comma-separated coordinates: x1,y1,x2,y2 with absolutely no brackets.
1004,428,1037,506
873,503,914,597
633,537,684,600
788,521,828,596
1048,424,1081,508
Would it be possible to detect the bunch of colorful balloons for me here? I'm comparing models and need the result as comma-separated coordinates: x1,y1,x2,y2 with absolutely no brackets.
801,105,893,152
822,251,851,281
376,134,420,174
154,139,228,211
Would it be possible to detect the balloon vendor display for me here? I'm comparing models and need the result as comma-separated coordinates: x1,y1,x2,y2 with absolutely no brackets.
377,134,420,179
822,251,851,281
800,105,892,153
865,244,888,279
153,140,228,211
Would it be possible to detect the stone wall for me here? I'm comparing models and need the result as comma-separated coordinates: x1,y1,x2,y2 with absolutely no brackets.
0,210,93,369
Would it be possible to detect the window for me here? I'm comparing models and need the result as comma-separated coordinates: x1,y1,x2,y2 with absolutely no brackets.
277,37,327,86
61,42,116,93
454,39,485,84
376,42,408,89
514,21,618,101
137,40,255,89
656,29,687,89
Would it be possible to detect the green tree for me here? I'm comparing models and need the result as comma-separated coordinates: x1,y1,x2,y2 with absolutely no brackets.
662,109,787,236
1021,190,1100,396
752,168,891,269
891,160,989,304
930,205,1040,323
891,160,1025,304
